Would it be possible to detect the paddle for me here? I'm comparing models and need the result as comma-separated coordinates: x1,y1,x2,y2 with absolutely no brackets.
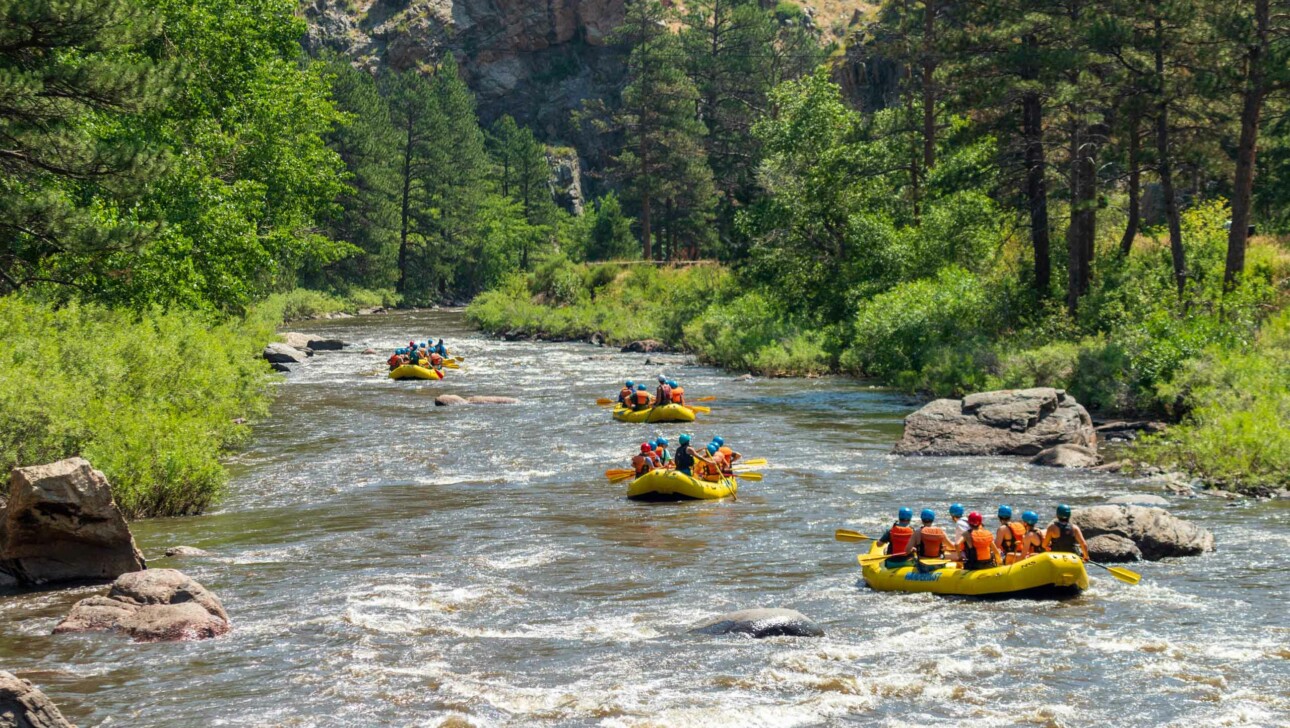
695,396,717,402
734,458,767,468
834,529,872,542
734,471,763,481
857,553,888,566
443,360,460,369
721,474,737,501
609,471,637,483
1088,560,1142,585
595,398,618,406
687,405,711,414
605,468,635,479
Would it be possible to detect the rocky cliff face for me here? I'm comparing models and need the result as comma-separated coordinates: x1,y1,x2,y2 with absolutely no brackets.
303,0,625,142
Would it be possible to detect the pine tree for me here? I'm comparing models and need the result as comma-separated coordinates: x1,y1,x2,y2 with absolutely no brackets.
380,69,442,297
489,115,558,268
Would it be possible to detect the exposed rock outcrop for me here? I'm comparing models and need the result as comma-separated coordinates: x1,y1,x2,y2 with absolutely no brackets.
54,569,230,642
263,343,309,364
895,388,1096,457
163,546,210,558
1071,505,1214,560
1086,534,1142,562
0,671,75,728
434,395,469,407
690,608,823,638
1031,444,1102,468
546,147,585,215
305,338,345,351
0,459,145,587
621,339,666,354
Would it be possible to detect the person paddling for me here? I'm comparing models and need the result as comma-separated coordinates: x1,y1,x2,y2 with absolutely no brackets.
631,384,653,412
654,437,671,467
948,503,969,542
669,379,685,406
877,507,916,567
959,512,1002,570
995,505,1028,564
1020,510,1045,556
618,381,635,407
1043,504,1090,561
911,508,955,561
632,443,657,477
388,351,405,370
433,339,447,357
673,434,714,477
655,375,672,407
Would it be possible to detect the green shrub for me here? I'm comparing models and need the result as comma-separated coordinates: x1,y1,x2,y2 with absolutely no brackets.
0,297,275,517
259,287,401,324
683,292,833,375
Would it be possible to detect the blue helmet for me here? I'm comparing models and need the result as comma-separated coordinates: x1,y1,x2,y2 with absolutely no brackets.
637,384,647,391
647,438,657,447
626,380,634,388
657,437,668,447
897,507,913,522
920,508,935,523
949,503,965,518
707,443,719,455
998,505,1013,519
1056,504,1072,519
713,436,725,446
1022,510,1039,525
668,379,678,388
679,433,692,445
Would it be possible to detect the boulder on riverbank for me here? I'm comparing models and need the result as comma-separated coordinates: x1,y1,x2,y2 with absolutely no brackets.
690,608,823,638
0,459,145,587
0,671,75,728
1086,534,1143,562
1072,505,1214,560
54,569,230,642
1031,444,1102,468
621,339,666,354
263,342,309,364
894,388,1096,457
304,338,344,351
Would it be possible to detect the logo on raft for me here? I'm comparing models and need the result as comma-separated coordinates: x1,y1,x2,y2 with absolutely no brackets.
903,571,942,582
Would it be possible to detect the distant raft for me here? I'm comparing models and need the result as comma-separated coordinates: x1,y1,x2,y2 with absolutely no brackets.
627,470,737,501
859,542,1088,598
611,403,697,423
389,364,443,381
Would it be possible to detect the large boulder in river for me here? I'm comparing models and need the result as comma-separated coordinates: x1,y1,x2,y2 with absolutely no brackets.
1071,505,1214,560
466,396,518,405
0,458,145,587
434,395,469,407
1086,534,1143,563
621,339,666,354
690,608,823,638
54,569,229,642
894,388,1096,457
281,332,312,349
263,342,309,364
0,671,75,728
305,337,344,351
1031,444,1102,468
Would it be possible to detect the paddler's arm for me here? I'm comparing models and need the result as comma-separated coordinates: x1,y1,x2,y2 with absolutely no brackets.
1073,524,1090,561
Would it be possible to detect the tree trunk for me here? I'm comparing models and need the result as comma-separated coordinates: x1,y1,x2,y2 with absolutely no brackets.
641,187,653,260
397,112,414,296
1067,127,1084,316
1021,87,1051,294
1120,119,1141,255
1155,17,1186,297
921,0,936,172
1225,0,1269,289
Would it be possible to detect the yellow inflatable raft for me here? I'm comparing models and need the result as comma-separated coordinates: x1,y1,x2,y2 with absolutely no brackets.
626,470,737,501
860,543,1088,598
611,403,696,423
388,364,443,381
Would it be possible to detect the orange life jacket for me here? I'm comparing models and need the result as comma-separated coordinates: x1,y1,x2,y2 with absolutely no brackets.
430,353,443,366
632,455,652,476
671,387,685,404
619,387,632,403
918,526,946,558
966,527,996,567
633,390,651,406
388,354,402,368
887,523,913,555
1001,521,1026,552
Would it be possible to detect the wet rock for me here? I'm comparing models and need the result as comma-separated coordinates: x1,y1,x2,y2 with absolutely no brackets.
163,546,209,558
1107,494,1171,507
54,569,229,642
690,608,823,638
1094,420,1167,443
306,338,345,351
1086,534,1142,563
270,362,292,373
357,306,386,316
1031,444,1102,468
587,332,606,347
622,339,666,354
434,395,469,407
281,332,312,349
894,388,1096,457
362,348,377,355
466,396,519,405
263,343,309,364
0,458,145,587
1090,461,1127,473
736,373,754,381
1071,505,1214,560
501,329,528,342
0,671,75,728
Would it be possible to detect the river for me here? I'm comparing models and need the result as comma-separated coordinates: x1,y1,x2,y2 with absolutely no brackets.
2,310,1287,727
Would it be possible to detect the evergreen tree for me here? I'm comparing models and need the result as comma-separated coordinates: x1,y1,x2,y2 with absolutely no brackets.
380,68,441,299
489,115,558,268
584,193,638,261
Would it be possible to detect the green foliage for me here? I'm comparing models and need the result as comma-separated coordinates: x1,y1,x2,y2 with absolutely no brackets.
0,296,275,517
258,287,400,324
582,193,638,261
683,292,835,376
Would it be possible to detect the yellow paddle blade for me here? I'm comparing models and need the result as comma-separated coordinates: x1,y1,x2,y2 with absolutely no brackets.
605,469,634,479
1093,562,1142,585
609,472,636,483
695,396,717,402
596,398,617,406
857,553,888,565
834,529,872,542
443,360,460,369
452,356,465,362
735,472,763,481
688,405,711,414
736,458,767,467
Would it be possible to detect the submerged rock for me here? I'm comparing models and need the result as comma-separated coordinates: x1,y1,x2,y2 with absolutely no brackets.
434,395,469,407
690,608,823,638
163,546,210,558
1086,534,1142,563
435,395,519,406
621,339,665,354
0,671,75,728
1072,505,1214,560
263,342,309,364
894,388,1096,457
0,458,145,587
1031,444,1102,468
54,569,229,642
1107,494,1171,507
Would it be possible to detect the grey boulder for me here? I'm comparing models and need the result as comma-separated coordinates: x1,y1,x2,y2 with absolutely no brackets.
434,395,519,406
1086,534,1143,563
263,343,308,364
895,388,1096,457
54,569,230,642
0,671,75,728
434,395,469,407
1031,444,1103,468
163,546,210,558
1072,505,1214,560
690,608,823,638
621,339,666,354
1107,494,1171,507
0,458,145,587
281,332,312,349
305,338,344,351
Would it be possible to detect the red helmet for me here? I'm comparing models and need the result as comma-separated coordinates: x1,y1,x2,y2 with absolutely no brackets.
967,511,983,526
640,443,653,453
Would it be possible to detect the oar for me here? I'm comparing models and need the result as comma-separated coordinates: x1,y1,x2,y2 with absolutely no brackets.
695,396,717,402
452,356,465,362
605,468,635,479
735,458,767,468
721,475,737,501
834,529,872,542
734,471,763,481
1088,560,1142,585
596,398,618,406
443,360,460,369
857,553,888,566
609,471,637,483
688,405,711,414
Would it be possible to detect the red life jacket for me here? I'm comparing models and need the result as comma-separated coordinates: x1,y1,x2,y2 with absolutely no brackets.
918,526,946,557
966,528,996,566
887,523,913,555
388,354,402,368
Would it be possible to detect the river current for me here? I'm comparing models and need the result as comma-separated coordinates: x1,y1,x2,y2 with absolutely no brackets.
3,310,1287,727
